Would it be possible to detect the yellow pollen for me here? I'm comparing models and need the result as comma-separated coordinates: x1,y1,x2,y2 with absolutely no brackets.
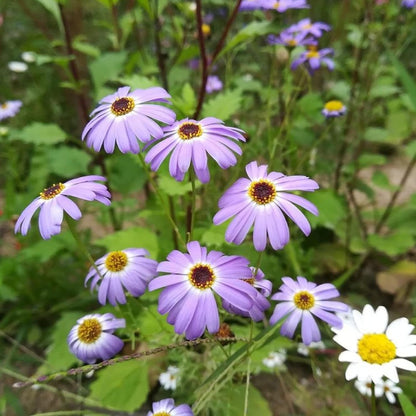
357,334,396,364
153,413,170,416
243,278,255,285
248,179,277,205
105,251,128,272
306,50,319,59
202,23,211,37
1,103,8,109
324,100,344,112
273,2,280,8
77,318,102,344
188,263,216,290
40,183,65,200
178,122,203,140
288,39,297,46
111,96,135,116
293,291,315,310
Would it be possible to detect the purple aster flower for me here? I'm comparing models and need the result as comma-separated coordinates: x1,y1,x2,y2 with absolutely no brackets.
82,86,176,154
239,0,268,11
148,241,258,340
291,46,335,73
402,0,416,8
213,161,319,251
14,176,111,240
268,30,316,47
269,276,348,345
262,0,309,12
206,75,223,93
85,248,158,306
145,117,245,183
0,100,22,120
147,399,193,416
287,18,331,38
67,313,125,364
222,267,272,321
322,100,347,118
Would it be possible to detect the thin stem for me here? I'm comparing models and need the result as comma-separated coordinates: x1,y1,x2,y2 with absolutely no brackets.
370,381,376,416
243,321,254,416
153,0,168,90
285,241,301,276
186,169,197,242
110,0,122,50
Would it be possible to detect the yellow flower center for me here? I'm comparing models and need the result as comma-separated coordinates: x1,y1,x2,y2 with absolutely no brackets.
306,50,319,59
243,278,255,285
40,183,65,200
357,334,396,364
248,179,277,205
111,97,135,116
288,39,297,46
324,100,344,112
77,318,102,344
293,291,315,310
153,413,170,416
105,251,128,272
302,23,312,29
202,23,211,37
273,2,280,8
188,263,216,290
178,122,203,140
1,103,8,109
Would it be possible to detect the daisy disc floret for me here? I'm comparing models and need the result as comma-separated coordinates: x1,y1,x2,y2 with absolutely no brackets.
333,304,416,383
291,46,334,73
85,248,158,306
287,18,331,38
0,100,22,120
14,175,111,240
145,117,246,183
270,276,348,345
148,241,258,340
67,313,125,364
322,100,346,118
213,161,319,251
147,399,193,416
82,86,176,154
263,0,309,12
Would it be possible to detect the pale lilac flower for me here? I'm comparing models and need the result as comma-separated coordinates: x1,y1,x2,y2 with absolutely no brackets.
268,30,316,47
148,241,258,340
402,0,416,7
262,0,309,12
0,100,22,120
85,248,158,306
291,46,334,73
14,176,111,240
322,100,347,118
82,86,176,154
206,75,223,93
239,0,267,11
270,276,348,345
67,313,125,364
287,18,331,38
147,399,193,416
213,161,319,251
159,366,180,390
145,117,245,183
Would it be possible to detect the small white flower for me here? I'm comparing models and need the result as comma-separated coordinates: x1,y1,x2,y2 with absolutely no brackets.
21,51,37,63
262,349,287,369
333,305,416,383
159,366,179,390
8,61,28,72
354,378,402,404
297,341,325,356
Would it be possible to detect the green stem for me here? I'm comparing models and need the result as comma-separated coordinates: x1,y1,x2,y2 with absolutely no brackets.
243,321,254,416
285,241,301,276
187,168,197,242
253,251,263,275
371,381,376,416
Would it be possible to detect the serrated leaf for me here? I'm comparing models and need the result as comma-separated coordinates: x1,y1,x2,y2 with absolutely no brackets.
45,146,91,176
12,122,66,145
201,222,229,247
117,74,159,90
368,231,415,257
202,90,242,120
158,174,193,196
89,360,149,412
172,83,196,117
89,51,128,91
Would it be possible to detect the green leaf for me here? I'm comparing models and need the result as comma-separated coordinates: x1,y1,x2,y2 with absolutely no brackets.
368,231,415,257
371,171,397,191
89,51,128,91
364,127,388,143
386,111,411,144
398,393,416,416
35,0,63,32
172,83,196,118
117,74,159,90
202,90,242,120
358,154,386,168
94,227,158,258
72,39,101,57
12,122,66,145
89,360,149,412
158,174,193,196
200,222,229,248
45,146,91,176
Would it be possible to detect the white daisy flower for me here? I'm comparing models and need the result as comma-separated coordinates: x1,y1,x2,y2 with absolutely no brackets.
8,61,28,72
159,366,180,390
297,341,325,356
21,51,37,63
333,305,416,383
354,378,402,404
262,349,287,368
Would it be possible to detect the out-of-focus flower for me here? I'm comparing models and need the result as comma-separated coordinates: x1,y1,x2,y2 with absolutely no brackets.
262,349,287,368
333,305,416,383
8,61,28,72
206,75,223,93
85,248,158,306
67,313,125,364
239,0,267,11
297,340,326,356
21,51,37,63
148,241,258,340
268,30,316,47
82,86,176,154
287,18,331,38
147,399,193,416
322,100,346,118
14,176,111,240
291,46,334,73
263,0,309,12
145,117,245,183
0,126,9,135
402,0,416,8
159,366,180,390
270,276,348,345
354,378,402,404
213,161,319,251
202,23,211,37
0,100,22,120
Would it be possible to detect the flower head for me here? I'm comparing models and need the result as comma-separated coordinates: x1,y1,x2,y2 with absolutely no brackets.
291,46,334,73
270,276,348,345
262,349,287,369
354,378,402,404
85,248,158,306
21,51,37,63
322,100,346,118
268,30,316,47
82,86,176,154
287,18,331,38
14,176,111,240
148,241,258,340
145,117,245,183
147,399,193,416
297,340,326,356
67,313,125,364
206,75,223,93
213,161,319,251
262,0,309,12
8,61,28,72
0,100,22,120
239,0,267,11
333,305,416,383
159,366,180,390
402,0,416,8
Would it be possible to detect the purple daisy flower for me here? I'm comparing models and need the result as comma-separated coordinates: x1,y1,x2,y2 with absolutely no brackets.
262,0,309,12
402,0,416,8
85,248,158,306
322,100,347,118
82,86,176,154
206,75,223,93
213,161,319,251
268,30,316,47
239,0,267,11
0,100,22,120
14,176,111,240
269,276,348,345
67,313,125,364
291,46,335,73
148,241,258,340
287,18,331,38
147,398,193,416
145,117,246,183
222,267,272,321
